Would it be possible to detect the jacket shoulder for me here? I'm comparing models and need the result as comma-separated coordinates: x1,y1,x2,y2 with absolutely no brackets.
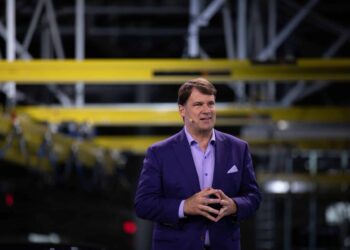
215,130,248,147
149,130,182,151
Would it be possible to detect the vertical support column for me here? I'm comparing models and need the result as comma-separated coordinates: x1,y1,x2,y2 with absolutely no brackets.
235,0,247,102
308,195,317,250
283,194,292,250
41,25,52,58
267,0,277,55
188,0,201,57
222,1,238,104
249,0,264,103
5,0,16,108
341,151,348,171
75,0,85,107
250,0,264,56
45,0,65,58
309,150,318,175
222,2,235,58
6,0,15,62
308,150,317,250
267,0,276,102
237,0,247,59
283,147,292,250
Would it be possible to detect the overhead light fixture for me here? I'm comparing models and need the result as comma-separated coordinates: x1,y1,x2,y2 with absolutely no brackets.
28,232,61,244
264,180,290,194
277,120,289,130
326,202,350,225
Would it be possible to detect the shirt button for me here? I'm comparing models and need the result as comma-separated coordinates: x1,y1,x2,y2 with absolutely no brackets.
205,173,208,176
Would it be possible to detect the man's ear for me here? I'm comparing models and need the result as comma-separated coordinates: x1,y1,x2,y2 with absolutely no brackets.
178,105,185,119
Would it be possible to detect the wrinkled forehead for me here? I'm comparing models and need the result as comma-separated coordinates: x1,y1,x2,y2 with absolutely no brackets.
188,88,216,102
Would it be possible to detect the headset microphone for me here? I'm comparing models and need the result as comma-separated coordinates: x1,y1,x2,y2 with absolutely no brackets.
189,118,194,123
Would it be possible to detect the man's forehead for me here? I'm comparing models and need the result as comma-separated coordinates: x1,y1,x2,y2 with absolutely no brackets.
189,91,215,100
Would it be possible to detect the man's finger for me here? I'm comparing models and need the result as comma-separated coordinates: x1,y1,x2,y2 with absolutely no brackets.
203,188,220,197
214,207,227,222
220,199,230,206
206,206,220,215
200,187,212,194
199,210,217,222
206,212,218,222
214,214,224,222
198,204,219,214
217,189,229,199
207,198,221,204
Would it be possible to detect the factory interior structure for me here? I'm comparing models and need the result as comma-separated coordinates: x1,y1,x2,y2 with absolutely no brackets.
0,0,350,249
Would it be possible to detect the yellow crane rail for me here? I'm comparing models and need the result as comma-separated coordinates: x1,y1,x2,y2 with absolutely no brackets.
1,59,350,83
94,136,350,153
15,106,350,125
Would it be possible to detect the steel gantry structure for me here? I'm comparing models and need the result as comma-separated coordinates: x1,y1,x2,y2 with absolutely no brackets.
0,0,349,145
0,0,350,106
1,1,350,250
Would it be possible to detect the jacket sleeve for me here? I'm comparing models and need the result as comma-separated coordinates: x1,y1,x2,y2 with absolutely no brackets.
134,146,182,225
232,143,261,221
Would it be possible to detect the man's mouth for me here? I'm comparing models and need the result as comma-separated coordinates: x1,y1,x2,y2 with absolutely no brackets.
200,117,212,121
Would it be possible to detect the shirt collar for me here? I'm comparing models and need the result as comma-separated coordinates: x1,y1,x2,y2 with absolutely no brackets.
184,126,216,146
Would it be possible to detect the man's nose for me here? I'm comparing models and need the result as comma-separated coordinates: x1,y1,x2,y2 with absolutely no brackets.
202,104,211,113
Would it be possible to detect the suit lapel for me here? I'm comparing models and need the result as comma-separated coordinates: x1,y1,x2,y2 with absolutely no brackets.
173,129,201,193
212,130,229,190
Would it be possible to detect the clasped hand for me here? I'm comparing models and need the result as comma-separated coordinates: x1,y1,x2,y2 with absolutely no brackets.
183,187,237,222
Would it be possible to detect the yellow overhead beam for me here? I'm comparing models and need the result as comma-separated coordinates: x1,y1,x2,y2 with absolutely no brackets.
16,106,350,125
94,136,350,153
95,136,167,154
1,59,350,83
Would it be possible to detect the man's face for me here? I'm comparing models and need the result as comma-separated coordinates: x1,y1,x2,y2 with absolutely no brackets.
179,88,216,134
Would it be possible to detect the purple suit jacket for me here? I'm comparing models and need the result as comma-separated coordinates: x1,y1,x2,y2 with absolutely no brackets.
135,129,261,250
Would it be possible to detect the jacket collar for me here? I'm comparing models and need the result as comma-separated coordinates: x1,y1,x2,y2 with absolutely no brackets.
173,129,228,192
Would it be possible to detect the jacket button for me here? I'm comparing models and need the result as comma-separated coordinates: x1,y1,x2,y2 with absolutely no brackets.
200,235,205,241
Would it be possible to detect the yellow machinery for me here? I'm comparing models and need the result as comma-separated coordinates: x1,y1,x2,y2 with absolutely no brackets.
0,59,349,178
1,59,350,82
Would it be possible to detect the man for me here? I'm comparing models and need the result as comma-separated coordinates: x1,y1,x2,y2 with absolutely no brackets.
135,78,261,250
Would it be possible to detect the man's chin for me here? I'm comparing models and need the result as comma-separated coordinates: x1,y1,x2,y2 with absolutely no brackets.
198,126,214,133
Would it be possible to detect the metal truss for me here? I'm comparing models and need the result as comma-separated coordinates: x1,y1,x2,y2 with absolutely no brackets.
1,58,350,82
14,105,350,125
1,2,350,249
0,0,349,107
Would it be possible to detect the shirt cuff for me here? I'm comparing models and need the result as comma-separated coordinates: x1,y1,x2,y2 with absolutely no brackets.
178,200,186,218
